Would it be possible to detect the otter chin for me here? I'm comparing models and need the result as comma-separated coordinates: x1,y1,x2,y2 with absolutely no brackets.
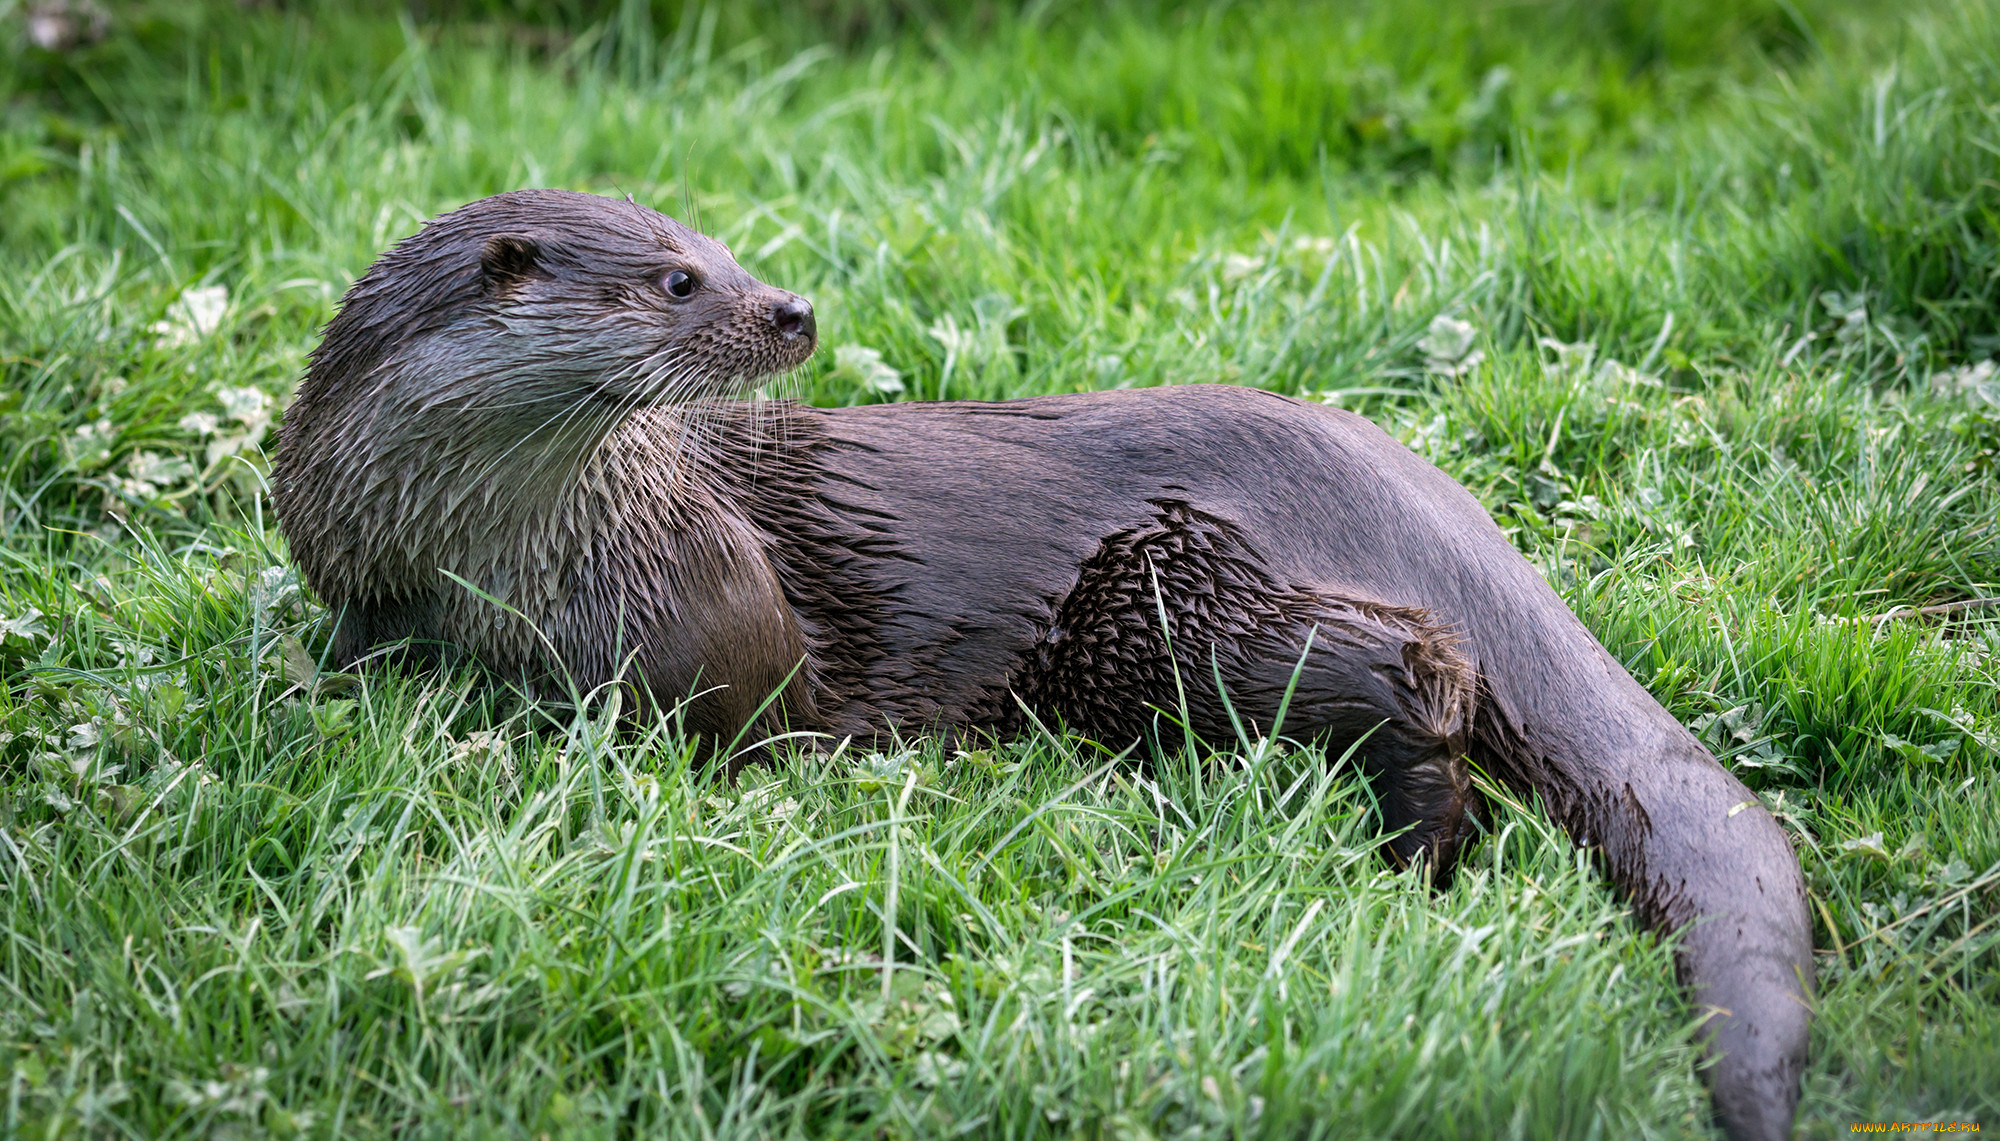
273,188,1812,1141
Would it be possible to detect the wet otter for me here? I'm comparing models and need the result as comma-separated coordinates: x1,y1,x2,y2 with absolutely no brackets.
273,189,1812,1141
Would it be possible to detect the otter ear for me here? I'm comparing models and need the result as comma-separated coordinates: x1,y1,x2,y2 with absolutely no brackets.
479,235,542,289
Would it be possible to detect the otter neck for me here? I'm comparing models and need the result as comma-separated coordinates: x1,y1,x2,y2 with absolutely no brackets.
282,358,710,618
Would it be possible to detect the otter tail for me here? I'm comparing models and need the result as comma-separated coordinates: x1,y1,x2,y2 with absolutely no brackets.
1288,394,1814,1139
1477,690,1814,1141
1182,561,1815,1140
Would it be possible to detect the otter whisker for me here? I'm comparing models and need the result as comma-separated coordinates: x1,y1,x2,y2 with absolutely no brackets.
661,381,727,496
458,385,608,498
546,359,685,498
551,353,714,503
535,345,694,497
454,342,677,494
741,365,803,494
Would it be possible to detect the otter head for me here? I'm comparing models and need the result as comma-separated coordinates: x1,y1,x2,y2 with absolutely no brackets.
438,191,819,409
273,188,817,602
294,188,814,438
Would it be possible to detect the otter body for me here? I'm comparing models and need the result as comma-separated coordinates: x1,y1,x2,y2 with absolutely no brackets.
274,190,1812,1141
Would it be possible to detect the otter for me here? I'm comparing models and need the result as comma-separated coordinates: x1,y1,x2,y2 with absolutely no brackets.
272,189,1813,1141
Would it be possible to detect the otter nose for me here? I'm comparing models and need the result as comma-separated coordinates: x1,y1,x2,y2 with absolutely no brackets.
771,295,816,342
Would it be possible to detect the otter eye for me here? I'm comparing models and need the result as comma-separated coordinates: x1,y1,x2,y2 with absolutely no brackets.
663,270,698,300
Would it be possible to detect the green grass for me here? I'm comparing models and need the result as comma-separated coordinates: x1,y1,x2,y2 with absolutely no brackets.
2,0,1997,1136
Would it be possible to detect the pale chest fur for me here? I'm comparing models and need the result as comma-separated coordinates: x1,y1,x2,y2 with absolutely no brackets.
296,407,813,731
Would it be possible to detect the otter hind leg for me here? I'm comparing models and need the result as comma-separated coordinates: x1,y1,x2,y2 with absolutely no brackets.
1020,503,1478,879
1216,596,1479,882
